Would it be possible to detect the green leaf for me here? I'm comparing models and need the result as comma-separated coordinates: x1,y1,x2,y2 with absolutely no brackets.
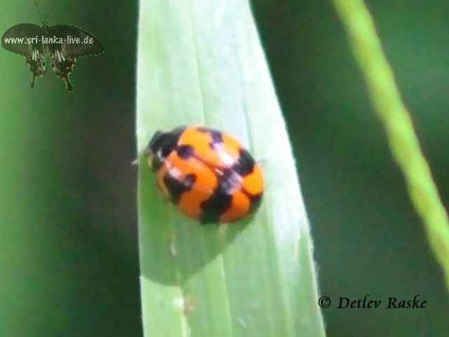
137,0,326,336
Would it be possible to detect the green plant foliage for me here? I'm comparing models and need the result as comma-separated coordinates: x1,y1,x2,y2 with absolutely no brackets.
332,0,449,291
136,0,325,336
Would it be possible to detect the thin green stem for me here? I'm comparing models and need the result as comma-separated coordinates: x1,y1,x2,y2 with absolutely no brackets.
332,0,449,290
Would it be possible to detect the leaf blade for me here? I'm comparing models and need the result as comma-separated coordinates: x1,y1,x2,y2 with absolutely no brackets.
137,0,326,336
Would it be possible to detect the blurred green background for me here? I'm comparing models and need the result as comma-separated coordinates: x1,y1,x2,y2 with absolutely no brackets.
0,0,448,336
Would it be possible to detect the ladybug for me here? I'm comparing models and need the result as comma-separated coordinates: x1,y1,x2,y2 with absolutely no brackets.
145,126,264,224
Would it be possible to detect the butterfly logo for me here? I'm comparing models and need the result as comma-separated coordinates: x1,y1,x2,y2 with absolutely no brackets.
1,1,104,91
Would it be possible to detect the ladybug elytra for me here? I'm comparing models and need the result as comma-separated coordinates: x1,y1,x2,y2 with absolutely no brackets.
145,126,264,224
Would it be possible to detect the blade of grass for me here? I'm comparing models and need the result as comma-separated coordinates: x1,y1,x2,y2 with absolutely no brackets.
332,0,449,290
137,0,326,336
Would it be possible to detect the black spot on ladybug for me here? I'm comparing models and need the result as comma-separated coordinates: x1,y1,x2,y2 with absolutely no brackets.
177,145,195,159
200,193,232,224
196,126,223,149
209,130,223,145
231,149,255,177
163,172,196,204
199,170,236,223
248,193,262,213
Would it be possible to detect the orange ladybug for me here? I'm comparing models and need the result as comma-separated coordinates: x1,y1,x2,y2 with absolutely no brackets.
145,126,264,224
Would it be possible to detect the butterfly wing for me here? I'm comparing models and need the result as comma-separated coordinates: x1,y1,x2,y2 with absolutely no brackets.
47,25,104,91
2,23,42,55
2,23,46,88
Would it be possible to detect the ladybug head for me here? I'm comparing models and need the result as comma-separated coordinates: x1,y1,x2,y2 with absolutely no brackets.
145,126,186,171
